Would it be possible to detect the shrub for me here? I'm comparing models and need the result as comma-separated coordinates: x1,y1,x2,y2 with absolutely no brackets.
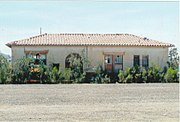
118,64,171,83
0,54,11,84
118,65,143,83
146,64,165,83
74,72,86,83
125,74,133,83
12,57,49,84
118,70,126,83
49,67,60,83
40,66,51,84
91,65,111,83
165,67,178,83
60,68,72,83
12,57,32,84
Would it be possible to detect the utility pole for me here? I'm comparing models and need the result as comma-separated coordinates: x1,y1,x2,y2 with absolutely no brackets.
40,27,42,35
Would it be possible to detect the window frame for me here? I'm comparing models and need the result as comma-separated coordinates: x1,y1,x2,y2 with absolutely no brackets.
105,55,112,64
142,55,149,68
115,55,123,64
133,55,140,67
26,53,47,65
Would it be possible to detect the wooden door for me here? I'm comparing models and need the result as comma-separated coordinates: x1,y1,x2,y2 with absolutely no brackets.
104,55,113,72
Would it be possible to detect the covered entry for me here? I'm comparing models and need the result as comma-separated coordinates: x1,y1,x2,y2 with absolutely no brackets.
103,52,124,73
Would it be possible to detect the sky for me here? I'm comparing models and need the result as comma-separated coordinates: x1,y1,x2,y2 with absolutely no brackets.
0,1,179,55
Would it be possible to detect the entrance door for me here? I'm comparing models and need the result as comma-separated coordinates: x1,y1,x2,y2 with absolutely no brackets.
104,54,123,73
104,55,113,72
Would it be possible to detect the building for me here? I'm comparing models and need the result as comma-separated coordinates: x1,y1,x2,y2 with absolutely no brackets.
6,33,174,72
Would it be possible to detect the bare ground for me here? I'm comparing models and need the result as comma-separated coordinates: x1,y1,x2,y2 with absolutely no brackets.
0,83,179,122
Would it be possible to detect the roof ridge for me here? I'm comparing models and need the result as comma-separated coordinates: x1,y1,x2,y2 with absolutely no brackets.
6,33,174,48
47,33,128,35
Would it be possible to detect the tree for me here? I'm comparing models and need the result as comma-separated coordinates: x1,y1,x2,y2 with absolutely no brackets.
167,48,179,70
12,57,32,83
0,54,11,83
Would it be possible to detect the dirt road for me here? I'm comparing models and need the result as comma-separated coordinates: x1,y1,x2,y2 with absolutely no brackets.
0,84,179,121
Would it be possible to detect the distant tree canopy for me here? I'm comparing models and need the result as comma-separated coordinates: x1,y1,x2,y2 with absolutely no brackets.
167,47,179,70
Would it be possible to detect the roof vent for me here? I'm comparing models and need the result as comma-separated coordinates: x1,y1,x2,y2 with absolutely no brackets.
143,37,147,40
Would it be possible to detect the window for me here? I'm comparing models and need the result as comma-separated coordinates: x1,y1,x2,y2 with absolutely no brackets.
39,54,47,65
26,53,47,65
134,55,140,66
142,55,149,68
115,55,123,64
105,55,112,64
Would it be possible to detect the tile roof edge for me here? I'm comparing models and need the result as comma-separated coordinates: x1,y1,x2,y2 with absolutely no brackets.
5,33,175,48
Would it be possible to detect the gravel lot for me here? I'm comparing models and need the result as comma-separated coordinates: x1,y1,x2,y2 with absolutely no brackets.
0,83,179,122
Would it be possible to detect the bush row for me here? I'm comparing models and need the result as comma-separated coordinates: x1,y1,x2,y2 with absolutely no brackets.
118,65,179,83
0,56,179,84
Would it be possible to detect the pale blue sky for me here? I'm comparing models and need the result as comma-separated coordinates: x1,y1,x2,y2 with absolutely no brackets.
0,1,179,55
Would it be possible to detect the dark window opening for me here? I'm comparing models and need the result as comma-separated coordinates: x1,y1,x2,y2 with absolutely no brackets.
134,55,140,66
142,55,149,68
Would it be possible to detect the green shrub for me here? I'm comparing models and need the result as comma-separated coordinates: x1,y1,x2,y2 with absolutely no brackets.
12,57,32,84
165,67,178,83
146,64,163,83
118,70,126,83
90,65,111,83
49,67,60,83
41,66,51,84
74,72,86,83
125,74,133,83
101,75,111,83
0,54,11,84
118,64,171,83
61,68,72,82
118,65,143,83
12,57,49,84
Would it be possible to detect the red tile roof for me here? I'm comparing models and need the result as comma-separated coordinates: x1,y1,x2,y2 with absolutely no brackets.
6,33,174,47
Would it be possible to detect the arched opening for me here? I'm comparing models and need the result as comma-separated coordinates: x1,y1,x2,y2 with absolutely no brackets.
65,53,83,70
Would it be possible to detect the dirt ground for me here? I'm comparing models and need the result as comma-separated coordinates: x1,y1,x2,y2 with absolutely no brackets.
0,83,179,122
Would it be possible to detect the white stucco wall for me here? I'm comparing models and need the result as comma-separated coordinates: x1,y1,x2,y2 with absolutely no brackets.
11,45,169,70
87,46,169,69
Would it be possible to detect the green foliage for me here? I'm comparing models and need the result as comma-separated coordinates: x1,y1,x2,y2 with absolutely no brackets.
66,50,91,83
118,65,144,83
74,72,86,83
91,65,111,83
12,57,32,84
118,70,126,83
125,74,133,83
0,54,11,83
49,67,60,83
40,66,51,84
12,57,49,84
118,64,178,83
167,48,179,70
165,67,178,83
61,68,72,81
145,64,162,83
